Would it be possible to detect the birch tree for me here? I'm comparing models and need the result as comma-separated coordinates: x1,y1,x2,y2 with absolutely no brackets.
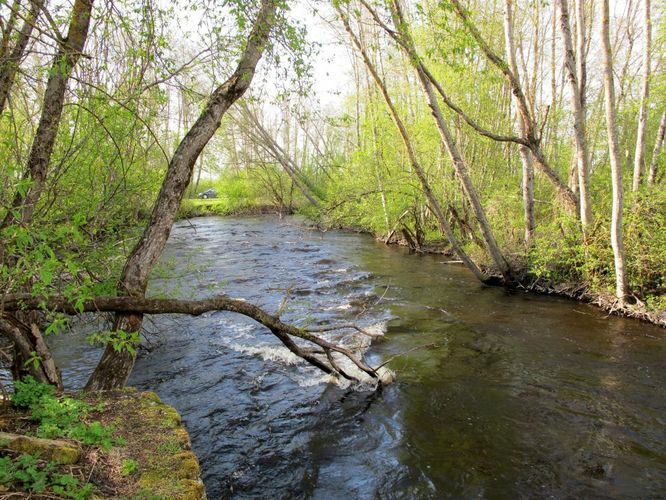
556,0,593,228
334,1,493,284
632,0,651,191
647,106,666,186
504,0,536,245
600,0,629,302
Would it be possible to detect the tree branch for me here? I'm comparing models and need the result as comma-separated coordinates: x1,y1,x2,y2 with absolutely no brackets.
2,293,380,382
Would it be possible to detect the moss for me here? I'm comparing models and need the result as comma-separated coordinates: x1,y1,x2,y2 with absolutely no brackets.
0,432,80,464
173,451,201,480
140,391,162,404
177,479,206,500
171,428,191,448
94,391,203,498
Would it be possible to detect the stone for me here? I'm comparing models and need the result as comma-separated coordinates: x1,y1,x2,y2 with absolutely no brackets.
0,432,80,464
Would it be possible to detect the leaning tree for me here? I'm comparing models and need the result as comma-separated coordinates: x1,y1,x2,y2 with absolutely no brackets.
0,0,380,391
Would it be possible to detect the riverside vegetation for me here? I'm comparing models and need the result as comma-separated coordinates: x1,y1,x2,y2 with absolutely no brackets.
1,377,204,497
0,0,665,494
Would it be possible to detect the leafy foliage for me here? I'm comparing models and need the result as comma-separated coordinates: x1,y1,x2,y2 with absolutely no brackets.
11,377,119,450
0,454,93,499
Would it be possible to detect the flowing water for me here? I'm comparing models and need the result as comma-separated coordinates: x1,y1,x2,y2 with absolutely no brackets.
49,216,665,498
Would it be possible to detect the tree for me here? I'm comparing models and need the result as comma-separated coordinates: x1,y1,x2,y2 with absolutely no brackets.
0,0,95,388
0,0,42,114
504,0,535,245
647,106,666,186
1,0,94,229
370,0,516,283
556,0,592,228
234,102,323,210
449,0,579,215
632,0,652,191
600,0,629,302
84,0,282,390
334,1,493,284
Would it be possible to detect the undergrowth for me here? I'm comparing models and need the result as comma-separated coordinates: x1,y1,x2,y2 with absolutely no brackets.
0,377,123,497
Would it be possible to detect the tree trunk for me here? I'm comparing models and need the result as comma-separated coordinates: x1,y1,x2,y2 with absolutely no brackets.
3,292,379,382
236,103,323,209
632,0,651,192
390,0,515,283
335,3,491,284
574,0,587,106
449,0,578,214
0,0,93,388
0,0,42,114
601,0,629,303
0,315,62,389
647,106,666,186
504,0,536,247
1,0,94,229
84,0,280,391
556,0,592,228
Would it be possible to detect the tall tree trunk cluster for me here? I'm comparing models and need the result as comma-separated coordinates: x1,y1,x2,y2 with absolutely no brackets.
330,0,664,303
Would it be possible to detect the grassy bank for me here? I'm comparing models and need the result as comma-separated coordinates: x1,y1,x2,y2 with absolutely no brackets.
177,198,289,219
0,379,204,498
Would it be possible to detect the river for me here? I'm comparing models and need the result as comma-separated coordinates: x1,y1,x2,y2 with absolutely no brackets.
50,216,666,498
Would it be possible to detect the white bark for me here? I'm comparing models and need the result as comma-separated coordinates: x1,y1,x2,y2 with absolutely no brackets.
601,0,629,302
335,3,492,284
632,0,651,192
557,0,593,227
647,106,666,186
504,0,536,247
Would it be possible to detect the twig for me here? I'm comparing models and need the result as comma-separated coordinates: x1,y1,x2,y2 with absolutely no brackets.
375,343,439,370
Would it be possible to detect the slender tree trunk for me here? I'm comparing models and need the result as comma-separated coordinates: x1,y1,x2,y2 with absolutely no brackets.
389,0,515,283
335,3,491,284
574,0,587,105
1,0,94,229
601,0,629,303
237,104,323,209
0,315,62,389
632,0,651,191
449,0,578,214
0,0,42,114
360,15,390,232
647,106,666,186
556,0,592,227
504,0,536,247
0,0,94,388
194,151,204,194
85,0,280,391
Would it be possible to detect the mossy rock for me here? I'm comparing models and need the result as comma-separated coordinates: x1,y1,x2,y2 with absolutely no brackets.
0,432,80,464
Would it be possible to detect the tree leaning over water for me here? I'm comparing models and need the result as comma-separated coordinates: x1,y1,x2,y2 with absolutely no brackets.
0,0,381,390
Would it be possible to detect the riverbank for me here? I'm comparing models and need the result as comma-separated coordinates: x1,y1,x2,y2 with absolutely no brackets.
177,198,291,219
0,386,205,498
176,206,666,328
298,215,666,328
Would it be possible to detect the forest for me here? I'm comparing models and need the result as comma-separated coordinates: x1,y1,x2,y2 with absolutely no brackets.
0,0,665,496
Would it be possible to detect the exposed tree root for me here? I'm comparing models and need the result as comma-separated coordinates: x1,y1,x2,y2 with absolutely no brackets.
515,277,666,327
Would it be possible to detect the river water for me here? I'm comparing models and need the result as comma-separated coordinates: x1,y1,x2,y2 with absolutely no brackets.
50,216,665,498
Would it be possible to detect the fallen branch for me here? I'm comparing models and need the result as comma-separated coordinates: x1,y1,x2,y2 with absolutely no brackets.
2,294,380,382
